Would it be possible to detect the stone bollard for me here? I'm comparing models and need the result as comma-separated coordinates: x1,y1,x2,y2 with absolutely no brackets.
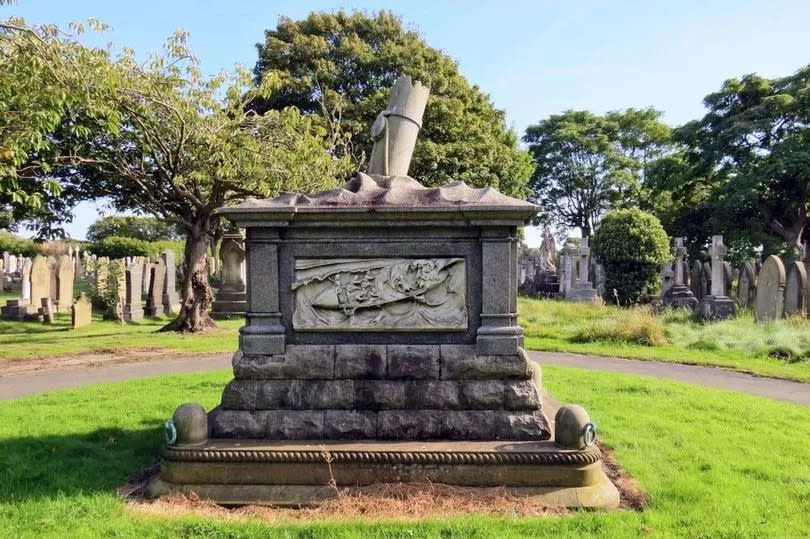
554,404,596,450
166,403,208,446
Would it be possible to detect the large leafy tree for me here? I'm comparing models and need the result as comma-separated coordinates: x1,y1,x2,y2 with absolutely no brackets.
676,67,810,254
86,216,182,242
2,19,351,331
252,10,534,197
523,108,672,237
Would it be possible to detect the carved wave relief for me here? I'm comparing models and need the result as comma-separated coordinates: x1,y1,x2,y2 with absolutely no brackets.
292,258,467,331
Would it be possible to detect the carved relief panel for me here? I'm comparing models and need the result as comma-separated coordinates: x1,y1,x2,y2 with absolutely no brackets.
292,258,467,331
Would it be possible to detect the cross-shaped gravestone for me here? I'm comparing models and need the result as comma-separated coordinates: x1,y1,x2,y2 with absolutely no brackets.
578,237,590,283
673,237,687,286
708,235,727,297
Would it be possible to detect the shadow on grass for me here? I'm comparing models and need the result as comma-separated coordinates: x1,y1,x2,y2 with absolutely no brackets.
0,426,163,502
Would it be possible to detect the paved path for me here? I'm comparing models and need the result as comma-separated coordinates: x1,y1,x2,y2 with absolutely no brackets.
1,351,808,407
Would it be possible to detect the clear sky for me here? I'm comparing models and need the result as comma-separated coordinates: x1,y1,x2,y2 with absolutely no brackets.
6,0,810,244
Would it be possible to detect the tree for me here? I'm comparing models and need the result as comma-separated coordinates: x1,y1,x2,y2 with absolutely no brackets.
523,109,672,237
252,10,534,197
86,216,181,242
2,19,352,331
679,67,810,253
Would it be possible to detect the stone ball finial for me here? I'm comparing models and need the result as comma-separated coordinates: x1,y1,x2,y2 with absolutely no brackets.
554,405,596,449
169,402,208,446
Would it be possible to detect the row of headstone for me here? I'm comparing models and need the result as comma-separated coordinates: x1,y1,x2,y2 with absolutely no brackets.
1,253,76,321
754,248,810,323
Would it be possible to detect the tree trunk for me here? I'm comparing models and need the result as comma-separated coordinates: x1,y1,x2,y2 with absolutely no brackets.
160,216,216,333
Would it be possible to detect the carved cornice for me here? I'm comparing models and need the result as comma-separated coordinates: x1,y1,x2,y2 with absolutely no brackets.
163,446,601,466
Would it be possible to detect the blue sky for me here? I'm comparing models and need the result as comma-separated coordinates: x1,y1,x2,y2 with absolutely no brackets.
6,0,810,243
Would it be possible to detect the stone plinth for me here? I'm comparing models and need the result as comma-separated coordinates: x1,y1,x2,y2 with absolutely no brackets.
212,228,247,318
662,284,698,309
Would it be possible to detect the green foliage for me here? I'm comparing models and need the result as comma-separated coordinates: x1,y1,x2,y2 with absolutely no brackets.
0,230,41,257
253,10,534,197
573,305,667,346
592,208,670,304
86,215,180,242
88,236,152,259
91,258,124,314
524,108,672,236
149,239,184,261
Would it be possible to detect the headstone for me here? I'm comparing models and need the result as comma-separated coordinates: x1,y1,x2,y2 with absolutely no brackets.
212,228,247,317
690,260,704,300
141,258,151,301
722,261,734,297
7,254,17,274
662,237,698,309
30,255,50,306
39,297,55,324
701,261,712,299
661,263,674,295
19,257,31,301
145,261,167,316
698,235,736,320
784,260,809,316
71,292,92,328
559,243,577,295
124,261,144,322
2,251,8,271
55,255,75,313
47,256,58,302
737,261,757,309
755,255,786,322
161,250,181,314
567,237,598,301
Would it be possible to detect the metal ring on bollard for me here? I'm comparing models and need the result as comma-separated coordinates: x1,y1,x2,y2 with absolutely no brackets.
164,419,177,445
583,423,597,446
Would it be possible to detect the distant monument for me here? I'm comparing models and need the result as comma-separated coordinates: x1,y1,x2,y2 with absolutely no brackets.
566,237,598,301
148,75,617,509
211,227,247,318
662,237,698,309
698,235,736,320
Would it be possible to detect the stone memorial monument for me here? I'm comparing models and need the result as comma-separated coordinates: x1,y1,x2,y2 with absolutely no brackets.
737,260,757,308
56,255,75,313
698,235,736,320
566,237,598,301
161,250,181,314
145,261,167,317
124,261,145,322
148,75,617,509
72,292,92,328
784,256,809,316
755,255,786,322
212,227,248,317
662,237,698,309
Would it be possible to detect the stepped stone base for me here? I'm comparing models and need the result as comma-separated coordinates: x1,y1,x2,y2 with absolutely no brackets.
211,290,247,318
662,284,698,309
147,439,620,509
698,295,736,320
567,282,598,302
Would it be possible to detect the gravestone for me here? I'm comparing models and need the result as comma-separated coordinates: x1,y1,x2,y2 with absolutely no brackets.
755,255,786,322
701,261,712,299
124,261,144,322
39,297,55,324
784,260,809,316
56,255,75,313
141,258,151,301
662,237,698,309
30,255,51,306
47,256,58,302
212,227,248,317
7,254,17,274
737,261,757,308
698,235,736,320
567,237,598,301
71,292,92,328
690,260,704,300
145,261,167,316
161,250,181,314
20,257,31,301
559,243,578,296
149,75,617,510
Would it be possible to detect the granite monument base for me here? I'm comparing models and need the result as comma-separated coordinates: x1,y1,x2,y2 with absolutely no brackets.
567,282,598,302
661,284,699,309
211,290,247,318
698,295,737,320
147,439,619,509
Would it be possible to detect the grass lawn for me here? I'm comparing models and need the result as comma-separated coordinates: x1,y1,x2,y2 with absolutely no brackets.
1,367,808,537
521,297,810,382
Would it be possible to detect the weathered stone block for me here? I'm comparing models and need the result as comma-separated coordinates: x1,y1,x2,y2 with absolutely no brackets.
335,344,386,379
324,410,376,439
210,409,266,439
387,345,440,379
256,380,292,408
461,380,504,409
442,411,496,439
405,381,461,409
377,410,442,439
232,345,334,379
266,410,325,439
354,381,406,410
494,411,551,440
504,380,541,410
440,345,531,379
289,380,354,409
221,380,259,410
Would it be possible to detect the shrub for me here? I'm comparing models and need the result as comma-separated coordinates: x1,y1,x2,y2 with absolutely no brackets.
149,240,185,261
0,231,42,257
592,209,670,305
86,216,181,242
573,306,668,346
89,236,154,259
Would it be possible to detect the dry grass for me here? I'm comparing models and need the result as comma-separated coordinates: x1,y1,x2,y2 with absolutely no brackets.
573,305,667,347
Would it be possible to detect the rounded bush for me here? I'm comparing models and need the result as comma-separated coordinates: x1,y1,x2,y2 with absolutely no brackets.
592,209,670,305
0,232,42,258
89,236,154,259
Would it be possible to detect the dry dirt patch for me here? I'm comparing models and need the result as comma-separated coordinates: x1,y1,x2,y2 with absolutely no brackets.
0,348,187,377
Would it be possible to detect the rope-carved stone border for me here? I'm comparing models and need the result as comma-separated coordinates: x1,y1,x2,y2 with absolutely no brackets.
163,447,601,466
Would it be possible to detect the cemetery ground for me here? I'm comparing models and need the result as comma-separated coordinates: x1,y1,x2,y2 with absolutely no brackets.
0,366,808,536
